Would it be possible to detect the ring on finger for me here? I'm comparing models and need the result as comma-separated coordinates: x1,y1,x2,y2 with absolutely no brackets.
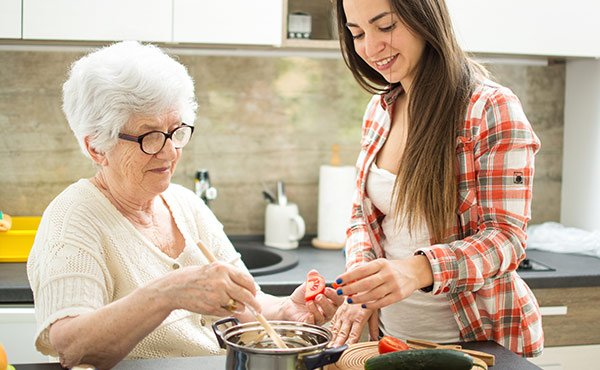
221,297,238,312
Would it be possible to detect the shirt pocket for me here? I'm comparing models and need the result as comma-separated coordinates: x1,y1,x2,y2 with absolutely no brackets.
455,136,477,192
457,189,478,238
456,136,478,235
458,189,477,214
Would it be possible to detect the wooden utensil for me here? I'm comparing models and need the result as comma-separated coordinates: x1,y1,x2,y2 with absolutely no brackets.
406,339,495,366
196,240,288,349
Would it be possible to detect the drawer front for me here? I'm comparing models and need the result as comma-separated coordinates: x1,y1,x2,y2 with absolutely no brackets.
532,287,600,346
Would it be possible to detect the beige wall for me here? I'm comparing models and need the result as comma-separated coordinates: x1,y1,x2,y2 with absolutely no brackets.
0,49,564,234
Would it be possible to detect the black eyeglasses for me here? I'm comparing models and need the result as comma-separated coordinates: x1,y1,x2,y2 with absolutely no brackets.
118,123,194,155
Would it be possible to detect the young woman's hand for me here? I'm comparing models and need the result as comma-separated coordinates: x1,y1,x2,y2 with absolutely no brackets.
328,301,378,347
334,255,433,310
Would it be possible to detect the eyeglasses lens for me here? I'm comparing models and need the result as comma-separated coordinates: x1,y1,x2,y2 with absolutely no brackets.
141,132,167,154
172,126,192,147
140,126,193,154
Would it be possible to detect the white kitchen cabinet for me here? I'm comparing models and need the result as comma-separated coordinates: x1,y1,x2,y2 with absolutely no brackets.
22,0,172,42
173,0,282,46
0,306,49,364
0,0,22,39
446,0,600,58
282,0,600,57
8,0,600,57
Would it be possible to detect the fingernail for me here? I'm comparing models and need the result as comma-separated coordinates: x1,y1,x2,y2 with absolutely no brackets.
347,298,353,304
336,278,343,284
336,289,343,295
361,304,367,309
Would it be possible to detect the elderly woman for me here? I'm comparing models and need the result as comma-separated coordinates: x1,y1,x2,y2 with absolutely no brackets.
27,41,341,370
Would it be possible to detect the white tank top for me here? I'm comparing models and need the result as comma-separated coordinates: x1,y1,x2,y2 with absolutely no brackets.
366,162,461,343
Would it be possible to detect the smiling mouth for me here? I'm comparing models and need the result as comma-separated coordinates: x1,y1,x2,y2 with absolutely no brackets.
374,54,398,67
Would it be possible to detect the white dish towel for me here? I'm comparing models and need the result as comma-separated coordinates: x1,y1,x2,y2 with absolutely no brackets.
527,222,600,258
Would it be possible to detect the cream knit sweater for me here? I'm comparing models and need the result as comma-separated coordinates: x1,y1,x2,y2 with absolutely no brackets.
27,179,248,359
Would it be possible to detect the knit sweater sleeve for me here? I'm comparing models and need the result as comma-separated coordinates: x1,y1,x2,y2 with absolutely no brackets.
27,181,113,356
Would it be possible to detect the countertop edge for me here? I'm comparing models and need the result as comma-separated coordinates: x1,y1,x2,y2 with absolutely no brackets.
2,236,600,303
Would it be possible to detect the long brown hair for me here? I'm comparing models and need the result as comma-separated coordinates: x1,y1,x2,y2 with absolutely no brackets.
336,0,487,243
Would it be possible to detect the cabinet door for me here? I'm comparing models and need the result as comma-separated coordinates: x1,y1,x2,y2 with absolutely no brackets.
23,0,172,42
0,306,49,364
0,0,22,39
173,0,282,46
447,0,600,58
532,287,600,346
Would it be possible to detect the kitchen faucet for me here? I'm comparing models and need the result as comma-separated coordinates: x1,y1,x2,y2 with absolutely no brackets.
195,169,218,206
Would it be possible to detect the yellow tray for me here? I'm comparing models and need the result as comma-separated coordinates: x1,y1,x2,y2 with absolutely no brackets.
0,216,41,262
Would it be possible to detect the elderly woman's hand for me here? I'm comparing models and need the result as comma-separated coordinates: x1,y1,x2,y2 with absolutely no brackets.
281,282,344,326
157,261,261,317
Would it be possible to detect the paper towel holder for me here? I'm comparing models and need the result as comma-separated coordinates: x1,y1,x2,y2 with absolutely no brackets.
311,144,349,250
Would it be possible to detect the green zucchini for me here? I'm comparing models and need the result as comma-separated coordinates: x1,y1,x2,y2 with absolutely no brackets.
364,349,474,370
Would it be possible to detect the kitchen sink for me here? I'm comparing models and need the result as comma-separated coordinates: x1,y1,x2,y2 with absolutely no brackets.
234,243,299,276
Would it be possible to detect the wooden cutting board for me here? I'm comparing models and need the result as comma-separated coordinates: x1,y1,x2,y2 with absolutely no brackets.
325,342,488,370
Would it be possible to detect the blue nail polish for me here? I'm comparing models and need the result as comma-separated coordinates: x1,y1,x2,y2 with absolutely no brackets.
336,289,343,295
336,278,343,284
361,304,367,309
347,298,353,304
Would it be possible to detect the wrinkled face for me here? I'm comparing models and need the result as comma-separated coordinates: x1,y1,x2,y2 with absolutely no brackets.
343,0,426,89
103,110,183,199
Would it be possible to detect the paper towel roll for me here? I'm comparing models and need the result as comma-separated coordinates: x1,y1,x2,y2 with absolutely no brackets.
317,165,356,246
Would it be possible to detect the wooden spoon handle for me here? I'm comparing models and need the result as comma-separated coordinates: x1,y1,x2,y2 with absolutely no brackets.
407,339,461,349
196,240,288,349
251,308,288,349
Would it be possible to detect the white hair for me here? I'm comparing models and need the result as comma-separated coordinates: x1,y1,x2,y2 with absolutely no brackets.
62,41,197,159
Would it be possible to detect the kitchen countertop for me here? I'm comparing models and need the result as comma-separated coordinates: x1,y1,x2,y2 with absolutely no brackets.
2,235,600,303
12,340,541,369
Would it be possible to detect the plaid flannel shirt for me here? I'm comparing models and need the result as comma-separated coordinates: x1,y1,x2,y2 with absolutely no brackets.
345,78,544,357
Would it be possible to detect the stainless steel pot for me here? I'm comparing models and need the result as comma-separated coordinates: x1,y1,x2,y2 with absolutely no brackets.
212,317,347,370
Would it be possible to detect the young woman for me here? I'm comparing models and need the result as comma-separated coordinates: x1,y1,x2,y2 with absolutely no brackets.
328,0,543,357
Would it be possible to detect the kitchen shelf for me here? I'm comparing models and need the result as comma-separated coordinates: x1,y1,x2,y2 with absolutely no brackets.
282,0,339,50
281,38,339,49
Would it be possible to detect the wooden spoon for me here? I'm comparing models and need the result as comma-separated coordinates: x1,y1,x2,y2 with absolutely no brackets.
196,240,288,349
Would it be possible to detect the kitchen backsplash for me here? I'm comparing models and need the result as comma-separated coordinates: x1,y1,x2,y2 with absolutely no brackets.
0,49,564,234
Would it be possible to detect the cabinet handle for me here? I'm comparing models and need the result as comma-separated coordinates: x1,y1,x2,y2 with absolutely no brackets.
540,306,568,316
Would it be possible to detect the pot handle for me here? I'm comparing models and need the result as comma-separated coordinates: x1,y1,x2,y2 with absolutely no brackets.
212,316,240,349
302,344,348,370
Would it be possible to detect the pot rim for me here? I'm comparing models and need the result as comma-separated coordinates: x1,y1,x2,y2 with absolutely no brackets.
219,320,332,355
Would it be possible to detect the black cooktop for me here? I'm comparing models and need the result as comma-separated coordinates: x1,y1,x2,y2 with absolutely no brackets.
517,258,555,272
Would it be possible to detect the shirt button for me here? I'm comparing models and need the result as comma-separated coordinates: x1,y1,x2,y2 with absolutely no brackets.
442,286,450,293
201,318,206,326
172,263,180,269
